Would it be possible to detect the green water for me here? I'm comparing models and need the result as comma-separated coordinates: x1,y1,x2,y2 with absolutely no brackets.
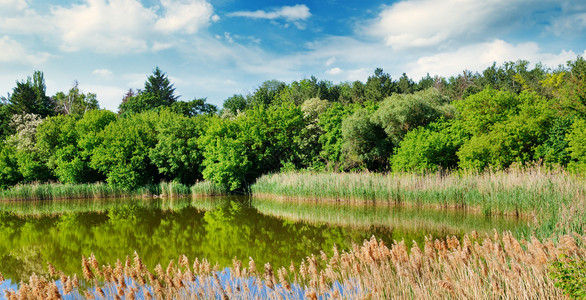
0,196,529,282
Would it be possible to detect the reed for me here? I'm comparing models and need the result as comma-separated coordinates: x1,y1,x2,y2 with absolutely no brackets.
191,181,228,197
0,180,226,202
2,231,584,299
251,167,585,236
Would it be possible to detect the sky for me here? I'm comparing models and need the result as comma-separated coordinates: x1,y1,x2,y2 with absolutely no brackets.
1,0,585,112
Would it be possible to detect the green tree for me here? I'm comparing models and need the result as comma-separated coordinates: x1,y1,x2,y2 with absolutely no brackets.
365,68,396,102
200,103,304,190
118,67,178,115
90,111,159,189
318,103,359,169
0,143,22,189
391,120,469,173
222,94,249,116
341,105,390,170
297,98,330,169
372,88,454,145
566,119,586,173
170,98,217,117
53,81,99,115
8,71,56,117
144,67,178,105
149,110,209,184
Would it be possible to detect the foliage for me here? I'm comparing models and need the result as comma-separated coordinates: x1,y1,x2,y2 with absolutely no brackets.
566,119,586,173
549,257,586,299
317,103,358,170
341,106,390,170
7,71,56,117
53,81,99,115
391,119,468,173
149,110,208,184
372,88,454,144
200,103,304,190
118,67,178,115
90,111,159,189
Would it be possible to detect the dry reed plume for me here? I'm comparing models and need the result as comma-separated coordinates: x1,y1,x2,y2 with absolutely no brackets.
2,231,584,299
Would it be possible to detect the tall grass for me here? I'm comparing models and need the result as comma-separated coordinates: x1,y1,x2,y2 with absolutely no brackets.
191,181,228,197
2,232,584,299
0,181,226,201
251,167,585,216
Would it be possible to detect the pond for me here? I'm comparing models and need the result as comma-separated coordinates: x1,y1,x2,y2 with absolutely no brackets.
0,196,529,284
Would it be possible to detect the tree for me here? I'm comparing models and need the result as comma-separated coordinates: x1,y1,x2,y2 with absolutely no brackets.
341,106,390,170
200,103,304,190
53,81,99,115
149,110,209,184
170,98,217,117
566,119,586,173
391,120,468,173
8,71,56,117
222,94,248,116
372,88,454,145
90,111,160,189
365,68,396,102
7,113,52,182
144,67,178,105
118,67,178,115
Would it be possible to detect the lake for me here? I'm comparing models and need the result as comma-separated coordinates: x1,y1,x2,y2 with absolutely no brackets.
0,196,528,284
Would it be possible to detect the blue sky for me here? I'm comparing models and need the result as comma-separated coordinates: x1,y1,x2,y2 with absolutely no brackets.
1,0,585,111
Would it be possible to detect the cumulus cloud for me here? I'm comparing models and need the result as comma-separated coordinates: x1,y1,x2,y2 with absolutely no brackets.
228,4,310,22
155,0,214,34
326,67,343,75
0,0,216,55
0,0,27,15
0,35,50,64
406,39,583,79
51,0,156,53
367,0,541,50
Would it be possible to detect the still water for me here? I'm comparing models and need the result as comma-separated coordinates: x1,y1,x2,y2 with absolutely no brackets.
0,196,528,283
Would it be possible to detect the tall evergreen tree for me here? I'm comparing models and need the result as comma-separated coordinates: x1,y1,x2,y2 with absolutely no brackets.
144,67,178,105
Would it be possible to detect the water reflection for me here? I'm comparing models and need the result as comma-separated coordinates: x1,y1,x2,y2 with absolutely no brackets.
0,197,528,282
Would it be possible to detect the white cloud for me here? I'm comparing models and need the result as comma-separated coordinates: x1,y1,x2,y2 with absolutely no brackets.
325,57,336,66
92,69,113,77
548,12,586,35
0,0,27,14
0,35,50,64
406,39,584,79
228,4,310,21
51,0,157,53
326,67,342,75
367,0,536,50
0,0,216,55
155,0,214,34
152,42,174,51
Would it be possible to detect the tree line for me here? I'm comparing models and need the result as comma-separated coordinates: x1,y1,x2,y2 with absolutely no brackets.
0,59,585,191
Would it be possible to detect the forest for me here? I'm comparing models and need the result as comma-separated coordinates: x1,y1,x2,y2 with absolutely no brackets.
0,57,585,192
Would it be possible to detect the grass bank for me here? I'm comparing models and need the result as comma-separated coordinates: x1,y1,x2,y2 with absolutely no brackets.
0,181,227,201
2,232,584,299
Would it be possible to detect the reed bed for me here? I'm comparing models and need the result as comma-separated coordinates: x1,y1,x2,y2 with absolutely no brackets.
0,181,225,201
191,181,228,197
2,232,584,299
251,167,585,217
